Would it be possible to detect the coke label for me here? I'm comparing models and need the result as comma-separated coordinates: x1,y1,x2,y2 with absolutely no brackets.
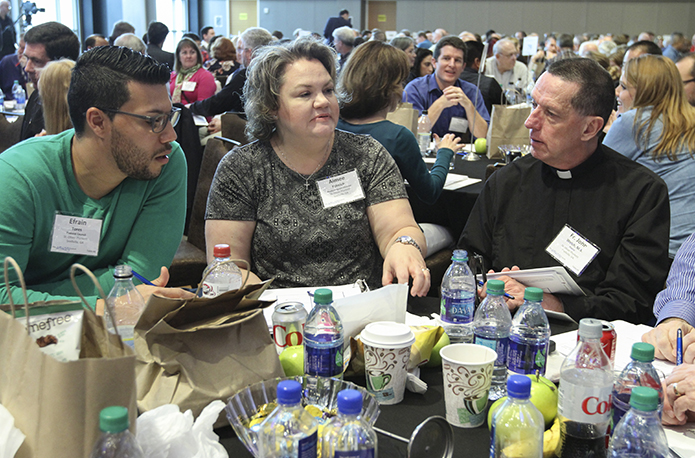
558,383,612,423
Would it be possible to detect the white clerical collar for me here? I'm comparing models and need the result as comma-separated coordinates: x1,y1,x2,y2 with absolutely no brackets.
556,170,572,179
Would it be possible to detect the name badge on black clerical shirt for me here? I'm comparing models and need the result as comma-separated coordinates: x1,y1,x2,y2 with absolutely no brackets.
50,214,103,256
317,170,365,209
545,224,600,276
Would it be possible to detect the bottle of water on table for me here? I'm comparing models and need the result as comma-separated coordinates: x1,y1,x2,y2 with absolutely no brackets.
557,318,613,458
12,80,25,110
417,110,431,156
612,342,663,428
440,249,476,343
90,406,144,458
507,287,550,376
608,386,669,458
105,265,145,347
321,389,377,458
258,380,319,458
201,243,242,297
473,279,512,400
304,288,344,378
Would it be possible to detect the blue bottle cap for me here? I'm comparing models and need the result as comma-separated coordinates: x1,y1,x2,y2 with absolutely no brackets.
277,380,303,405
337,389,363,415
451,249,468,262
486,280,505,296
99,406,129,433
630,342,655,362
523,287,543,302
313,288,333,304
629,386,659,412
507,374,531,399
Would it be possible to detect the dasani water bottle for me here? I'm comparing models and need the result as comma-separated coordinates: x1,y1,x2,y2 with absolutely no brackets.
440,249,476,343
608,386,669,458
507,287,550,376
321,389,377,458
304,288,344,378
90,406,144,458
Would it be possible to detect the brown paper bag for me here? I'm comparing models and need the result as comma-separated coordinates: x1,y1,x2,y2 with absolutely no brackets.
386,102,419,136
485,104,532,159
0,259,137,458
134,280,284,426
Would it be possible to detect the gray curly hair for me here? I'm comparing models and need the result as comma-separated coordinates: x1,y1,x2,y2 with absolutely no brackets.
243,37,339,141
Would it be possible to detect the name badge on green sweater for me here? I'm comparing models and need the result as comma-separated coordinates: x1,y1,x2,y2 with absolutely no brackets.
50,214,103,256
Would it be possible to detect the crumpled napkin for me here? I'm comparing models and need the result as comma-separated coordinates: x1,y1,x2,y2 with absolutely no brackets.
0,403,25,458
136,400,228,458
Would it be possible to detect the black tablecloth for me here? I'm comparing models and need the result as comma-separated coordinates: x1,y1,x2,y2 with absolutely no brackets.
218,296,577,458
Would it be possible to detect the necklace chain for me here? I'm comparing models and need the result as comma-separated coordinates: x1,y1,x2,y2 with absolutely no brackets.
273,139,331,190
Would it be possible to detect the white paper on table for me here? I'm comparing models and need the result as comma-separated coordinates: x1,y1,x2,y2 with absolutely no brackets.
547,320,695,453
486,266,584,296
443,173,481,191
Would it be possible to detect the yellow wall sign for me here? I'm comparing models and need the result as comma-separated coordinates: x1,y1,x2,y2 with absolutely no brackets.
239,13,248,20
378,14,386,22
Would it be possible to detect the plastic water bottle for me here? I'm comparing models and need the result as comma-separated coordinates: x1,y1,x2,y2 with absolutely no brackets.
557,318,613,458
417,110,432,156
514,78,526,103
507,287,550,376
504,82,518,105
12,81,25,110
0,88,4,108
321,389,377,458
258,380,319,458
440,249,476,343
201,243,243,297
304,288,344,378
473,279,512,400
611,342,663,428
608,386,669,458
90,406,144,458
490,375,544,458
105,265,146,347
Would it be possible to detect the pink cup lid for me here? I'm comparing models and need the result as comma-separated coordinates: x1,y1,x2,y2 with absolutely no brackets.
361,321,415,348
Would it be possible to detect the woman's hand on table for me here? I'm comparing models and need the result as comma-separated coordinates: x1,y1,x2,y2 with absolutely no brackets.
95,266,196,314
664,363,695,425
433,133,463,153
642,318,695,364
382,241,430,297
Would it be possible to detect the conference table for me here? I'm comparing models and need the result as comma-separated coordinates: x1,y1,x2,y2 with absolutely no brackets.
218,295,578,458
407,154,499,240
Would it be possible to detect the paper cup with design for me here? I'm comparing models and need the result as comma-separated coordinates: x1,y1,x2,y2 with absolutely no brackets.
361,321,415,405
440,343,497,428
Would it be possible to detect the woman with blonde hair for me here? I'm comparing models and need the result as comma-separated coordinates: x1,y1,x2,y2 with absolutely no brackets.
604,54,695,257
337,40,462,205
38,58,75,135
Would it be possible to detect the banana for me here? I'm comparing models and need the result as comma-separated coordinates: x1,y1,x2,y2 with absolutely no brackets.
542,418,560,458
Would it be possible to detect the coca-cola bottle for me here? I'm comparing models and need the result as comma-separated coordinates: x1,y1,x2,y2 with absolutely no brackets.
557,318,613,458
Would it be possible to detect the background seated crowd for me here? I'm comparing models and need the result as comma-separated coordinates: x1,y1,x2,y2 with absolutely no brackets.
2,15,695,424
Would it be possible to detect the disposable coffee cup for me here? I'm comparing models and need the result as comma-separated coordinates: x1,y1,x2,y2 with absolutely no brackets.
361,321,415,405
440,343,497,428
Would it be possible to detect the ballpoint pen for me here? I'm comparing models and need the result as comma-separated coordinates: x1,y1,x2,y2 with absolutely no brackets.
477,280,514,300
677,328,683,365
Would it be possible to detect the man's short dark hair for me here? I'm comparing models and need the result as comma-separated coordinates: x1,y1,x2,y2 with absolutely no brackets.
464,39,483,65
24,22,80,61
85,34,106,50
200,26,213,38
339,9,349,16
434,36,466,61
68,46,170,136
627,40,662,56
546,58,614,125
182,32,200,42
147,21,169,46
557,33,574,49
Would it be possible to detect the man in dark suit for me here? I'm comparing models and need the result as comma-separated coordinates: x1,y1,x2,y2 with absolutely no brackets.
146,21,175,71
323,9,351,46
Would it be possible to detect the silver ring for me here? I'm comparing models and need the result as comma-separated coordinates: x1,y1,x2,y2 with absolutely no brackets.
422,267,430,273
674,383,684,398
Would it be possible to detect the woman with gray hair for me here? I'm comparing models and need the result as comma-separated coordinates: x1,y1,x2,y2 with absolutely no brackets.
205,37,430,295
390,36,416,67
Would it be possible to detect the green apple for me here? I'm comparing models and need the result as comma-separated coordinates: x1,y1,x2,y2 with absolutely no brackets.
474,138,487,154
487,373,558,429
279,345,304,376
425,331,450,367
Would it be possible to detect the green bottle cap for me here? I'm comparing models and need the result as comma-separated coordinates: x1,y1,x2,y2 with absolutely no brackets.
99,406,129,433
524,287,543,302
451,249,468,262
630,342,655,362
486,279,505,296
313,288,333,304
629,386,659,412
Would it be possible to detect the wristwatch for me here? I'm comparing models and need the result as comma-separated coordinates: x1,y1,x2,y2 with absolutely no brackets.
393,235,422,254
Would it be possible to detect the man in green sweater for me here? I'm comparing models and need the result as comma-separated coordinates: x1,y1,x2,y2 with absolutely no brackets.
0,46,192,310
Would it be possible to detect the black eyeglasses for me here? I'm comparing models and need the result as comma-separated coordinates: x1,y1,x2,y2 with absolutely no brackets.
99,107,181,133
684,78,695,86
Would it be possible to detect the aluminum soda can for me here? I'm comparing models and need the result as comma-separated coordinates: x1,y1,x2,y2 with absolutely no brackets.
601,320,617,367
272,301,308,355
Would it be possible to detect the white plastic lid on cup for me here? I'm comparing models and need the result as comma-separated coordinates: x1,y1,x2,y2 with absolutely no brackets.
361,321,415,349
